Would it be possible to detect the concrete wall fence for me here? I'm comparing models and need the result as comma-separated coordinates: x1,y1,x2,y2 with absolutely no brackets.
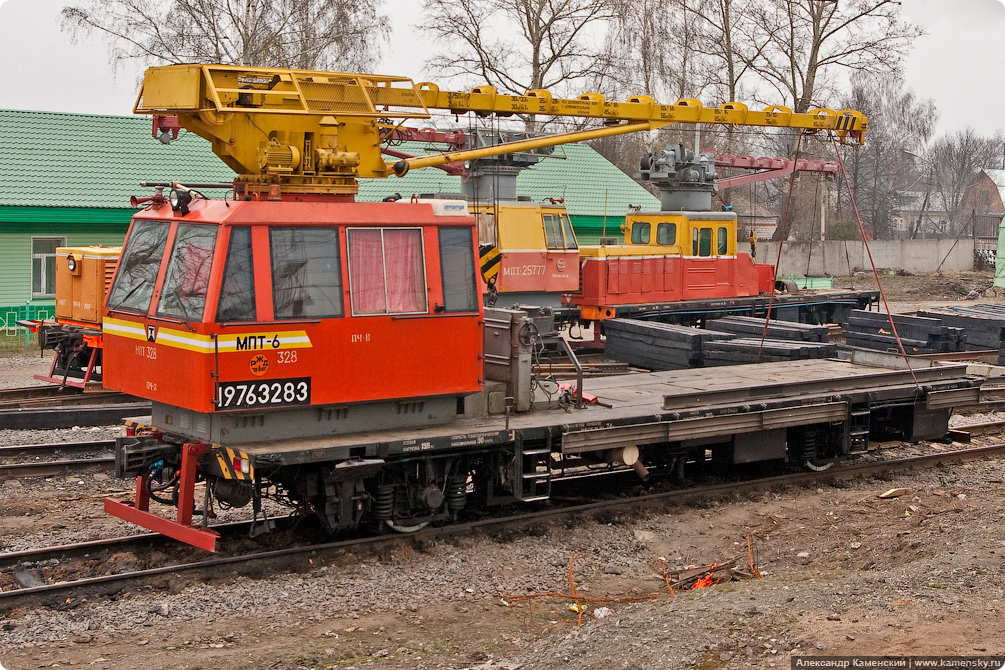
759,239,976,276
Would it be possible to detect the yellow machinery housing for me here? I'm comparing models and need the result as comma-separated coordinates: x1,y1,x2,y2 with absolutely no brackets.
54,246,121,326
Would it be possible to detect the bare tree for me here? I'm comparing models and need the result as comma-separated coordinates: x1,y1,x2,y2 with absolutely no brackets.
421,0,616,97
930,128,1005,234
751,0,921,114
838,76,938,240
61,0,389,72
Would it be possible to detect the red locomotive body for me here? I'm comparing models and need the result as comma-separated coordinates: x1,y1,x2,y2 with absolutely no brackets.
102,199,483,415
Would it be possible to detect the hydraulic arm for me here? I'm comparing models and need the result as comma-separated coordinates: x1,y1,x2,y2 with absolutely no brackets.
135,64,868,195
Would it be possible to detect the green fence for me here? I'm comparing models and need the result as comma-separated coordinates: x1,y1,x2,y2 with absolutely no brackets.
0,302,55,345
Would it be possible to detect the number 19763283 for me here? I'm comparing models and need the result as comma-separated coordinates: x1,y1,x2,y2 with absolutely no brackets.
215,377,310,409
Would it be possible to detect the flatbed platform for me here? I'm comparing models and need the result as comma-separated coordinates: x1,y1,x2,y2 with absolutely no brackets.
557,289,879,325
229,357,978,467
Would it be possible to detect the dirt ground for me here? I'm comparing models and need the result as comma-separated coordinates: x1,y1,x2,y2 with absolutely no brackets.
1,274,1004,669
835,270,996,313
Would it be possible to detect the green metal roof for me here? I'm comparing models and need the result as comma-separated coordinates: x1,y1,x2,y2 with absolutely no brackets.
0,109,657,215
356,142,659,216
0,109,232,208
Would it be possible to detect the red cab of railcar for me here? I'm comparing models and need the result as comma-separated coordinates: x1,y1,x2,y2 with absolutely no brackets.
101,197,484,414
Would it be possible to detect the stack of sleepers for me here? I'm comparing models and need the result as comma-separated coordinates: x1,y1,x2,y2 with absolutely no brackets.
843,309,966,354
604,318,735,370
916,304,1005,351
705,316,830,342
703,338,838,366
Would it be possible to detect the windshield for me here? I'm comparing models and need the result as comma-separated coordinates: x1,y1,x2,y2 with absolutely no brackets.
105,220,170,313
157,224,218,321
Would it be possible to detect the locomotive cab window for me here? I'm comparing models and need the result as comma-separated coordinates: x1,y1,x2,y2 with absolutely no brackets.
157,224,218,321
717,226,729,255
348,227,427,316
217,227,256,322
271,227,343,319
543,214,577,250
692,228,713,257
559,213,578,249
106,219,170,314
656,222,676,245
439,228,479,313
630,222,651,244
543,214,558,249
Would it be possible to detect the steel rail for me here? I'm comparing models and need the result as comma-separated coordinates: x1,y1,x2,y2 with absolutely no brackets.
0,440,115,458
0,518,291,574
2,442,1003,608
0,403,150,430
0,457,115,478
0,440,116,477
0,386,136,408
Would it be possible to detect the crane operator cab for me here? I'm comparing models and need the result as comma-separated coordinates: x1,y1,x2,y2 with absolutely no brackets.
101,194,484,445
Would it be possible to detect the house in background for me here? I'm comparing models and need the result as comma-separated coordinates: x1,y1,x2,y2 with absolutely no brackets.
957,169,1005,251
0,109,231,333
889,190,952,239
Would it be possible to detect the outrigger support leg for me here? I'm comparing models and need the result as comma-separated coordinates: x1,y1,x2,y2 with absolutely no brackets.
104,442,220,552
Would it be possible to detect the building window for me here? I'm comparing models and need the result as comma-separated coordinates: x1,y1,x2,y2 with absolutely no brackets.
31,237,65,298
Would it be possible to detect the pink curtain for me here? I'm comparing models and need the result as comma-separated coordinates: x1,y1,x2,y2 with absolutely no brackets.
384,229,426,313
349,229,386,314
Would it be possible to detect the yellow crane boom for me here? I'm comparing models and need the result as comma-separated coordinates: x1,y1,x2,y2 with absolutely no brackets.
135,64,867,195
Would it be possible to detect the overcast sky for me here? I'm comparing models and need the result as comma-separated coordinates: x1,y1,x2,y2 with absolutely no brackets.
0,0,1002,138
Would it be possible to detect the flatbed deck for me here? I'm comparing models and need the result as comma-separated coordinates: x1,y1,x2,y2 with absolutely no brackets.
558,289,879,325
229,357,978,466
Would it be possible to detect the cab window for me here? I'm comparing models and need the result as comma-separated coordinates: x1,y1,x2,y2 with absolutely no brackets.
631,222,651,244
559,213,578,249
156,223,218,321
439,228,479,313
348,227,427,315
105,219,170,314
693,228,713,257
717,227,729,255
271,227,343,319
543,214,559,249
698,228,712,257
217,227,256,322
656,222,676,245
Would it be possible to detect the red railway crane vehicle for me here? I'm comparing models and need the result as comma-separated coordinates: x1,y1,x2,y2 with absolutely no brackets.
97,64,896,551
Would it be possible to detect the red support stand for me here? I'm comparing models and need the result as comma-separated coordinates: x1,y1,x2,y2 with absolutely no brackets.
104,442,220,552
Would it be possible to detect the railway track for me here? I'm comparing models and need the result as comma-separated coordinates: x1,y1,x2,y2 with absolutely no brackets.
3,441,1003,610
0,440,115,477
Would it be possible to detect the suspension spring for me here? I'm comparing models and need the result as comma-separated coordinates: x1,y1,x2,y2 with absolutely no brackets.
373,484,395,520
801,429,818,464
446,474,468,513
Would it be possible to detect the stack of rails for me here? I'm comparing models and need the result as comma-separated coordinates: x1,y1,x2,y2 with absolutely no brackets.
702,338,838,366
604,318,735,370
843,310,966,354
916,305,1005,358
704,316,830,342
